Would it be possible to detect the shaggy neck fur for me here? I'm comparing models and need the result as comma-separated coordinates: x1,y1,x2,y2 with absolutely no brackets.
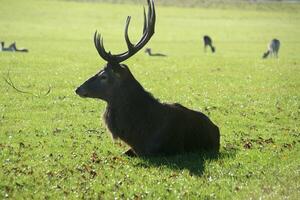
104,76,162,150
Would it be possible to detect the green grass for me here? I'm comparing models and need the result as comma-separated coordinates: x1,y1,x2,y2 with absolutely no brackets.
0,0,299,199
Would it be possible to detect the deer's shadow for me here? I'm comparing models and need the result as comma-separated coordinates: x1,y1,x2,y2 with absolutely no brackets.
134,151,236,176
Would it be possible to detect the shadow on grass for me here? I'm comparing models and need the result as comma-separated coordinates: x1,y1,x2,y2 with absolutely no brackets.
135,150,236,176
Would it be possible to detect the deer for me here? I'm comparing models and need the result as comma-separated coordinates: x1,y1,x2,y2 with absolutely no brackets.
0,41,28,52
1,41,14,51
203,35,215,53
262,39,280,59
9,42,29,52
75,0,220,157
144,48,166,57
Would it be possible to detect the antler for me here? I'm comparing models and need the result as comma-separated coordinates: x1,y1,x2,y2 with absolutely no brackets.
94,0,156,63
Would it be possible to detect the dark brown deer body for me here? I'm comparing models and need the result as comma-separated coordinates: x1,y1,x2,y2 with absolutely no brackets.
144,48,166,57
262,39,280,59
203,35,215,53
1,41,28,52
76,0,220,156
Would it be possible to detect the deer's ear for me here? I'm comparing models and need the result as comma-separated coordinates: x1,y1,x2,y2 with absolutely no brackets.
120,64,129,71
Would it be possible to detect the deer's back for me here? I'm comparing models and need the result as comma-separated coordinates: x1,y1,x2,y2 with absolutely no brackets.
104,100,220,156
203,36,212,45
269,39,280,52
157,103,220,154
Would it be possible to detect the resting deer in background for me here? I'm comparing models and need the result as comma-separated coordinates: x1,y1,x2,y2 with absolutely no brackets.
203,35,215,53
262,39,280,59
0,41,28,52
9,42,29,52
1,41,14,51
75,0,220,157
144,48,166,57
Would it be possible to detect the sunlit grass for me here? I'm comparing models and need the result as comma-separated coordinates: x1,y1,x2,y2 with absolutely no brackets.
0,0,299,199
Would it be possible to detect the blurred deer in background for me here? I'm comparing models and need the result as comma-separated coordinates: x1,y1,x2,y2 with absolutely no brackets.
1,42,13,51
203,35,215,53
75,0,220,157
262,39,280,59
144,48,166,57
0,41,28,52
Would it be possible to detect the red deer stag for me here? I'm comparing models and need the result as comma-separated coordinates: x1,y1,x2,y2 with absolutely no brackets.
75,0,220,157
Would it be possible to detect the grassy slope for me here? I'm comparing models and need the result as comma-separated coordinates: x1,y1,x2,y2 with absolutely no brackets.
0,0,299,199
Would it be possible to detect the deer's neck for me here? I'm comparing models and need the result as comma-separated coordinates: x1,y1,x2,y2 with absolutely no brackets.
104,82,161,147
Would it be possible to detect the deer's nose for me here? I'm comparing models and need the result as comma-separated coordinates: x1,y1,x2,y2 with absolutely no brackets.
75,87,88,98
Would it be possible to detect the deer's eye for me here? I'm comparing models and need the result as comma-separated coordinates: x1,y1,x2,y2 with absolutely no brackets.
100,75,107,80
97,71,108,80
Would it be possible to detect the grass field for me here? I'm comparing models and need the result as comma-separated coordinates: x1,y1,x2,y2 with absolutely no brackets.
0,0,300,199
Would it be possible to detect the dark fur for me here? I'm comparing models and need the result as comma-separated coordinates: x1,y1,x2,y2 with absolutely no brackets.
1,41,28,52
262,39,280,59
76,63,220,156
144,48,166,57
203,35,215,53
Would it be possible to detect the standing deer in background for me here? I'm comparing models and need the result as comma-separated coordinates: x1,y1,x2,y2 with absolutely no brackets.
75,0,220,157
203,35,215,53
262,39,280,59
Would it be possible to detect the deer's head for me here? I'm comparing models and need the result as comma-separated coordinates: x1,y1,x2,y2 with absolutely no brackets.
75,0,155,102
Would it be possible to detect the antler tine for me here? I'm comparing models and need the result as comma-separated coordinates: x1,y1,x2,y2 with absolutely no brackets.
151,0,156,33
143,7,147,34
115,0,155,63
135,0,155,48
94,31,104,60
94,0,155,64
99,34,113,58
147,0,151,30
124,16,134,52
94,31,111,62
148,0,155,35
